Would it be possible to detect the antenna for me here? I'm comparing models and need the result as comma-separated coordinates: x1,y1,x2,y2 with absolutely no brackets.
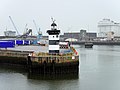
51,17,56,23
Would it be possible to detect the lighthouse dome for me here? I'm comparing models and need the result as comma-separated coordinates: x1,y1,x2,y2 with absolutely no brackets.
51,22,57,26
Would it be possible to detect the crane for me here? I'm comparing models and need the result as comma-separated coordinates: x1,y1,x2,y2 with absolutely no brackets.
33,20,39,32
33,20,42,44
23,24,28,34
9,16,20,35
33,20,42,35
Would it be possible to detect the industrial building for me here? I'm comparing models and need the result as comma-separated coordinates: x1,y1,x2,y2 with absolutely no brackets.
63,30,97,41
98,19,120,38
4,30,16,37
64,32,80,41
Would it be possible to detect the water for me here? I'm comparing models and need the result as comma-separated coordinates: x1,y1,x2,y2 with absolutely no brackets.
1,45,120,90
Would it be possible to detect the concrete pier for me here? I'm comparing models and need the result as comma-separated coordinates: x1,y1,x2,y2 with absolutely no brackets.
27,53,79,75
0,49,79,76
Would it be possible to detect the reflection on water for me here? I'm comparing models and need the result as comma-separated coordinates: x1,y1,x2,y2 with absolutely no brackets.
78,45,120,90
27,73,79,80
0,66,79,90
1,45,120,90
0,65,79,80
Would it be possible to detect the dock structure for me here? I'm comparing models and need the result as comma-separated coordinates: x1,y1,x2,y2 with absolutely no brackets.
71,40,120,45
0,20,79,77
27,49,79,75
0,47,79,76
28,19,79,75
0,50,33,69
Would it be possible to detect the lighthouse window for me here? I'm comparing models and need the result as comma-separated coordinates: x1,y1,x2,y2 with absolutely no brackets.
49,50,59,54
56,35,58,38
53,36,54,38
49,40,59,45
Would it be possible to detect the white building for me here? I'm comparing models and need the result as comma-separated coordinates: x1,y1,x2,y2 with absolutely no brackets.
4,30,16,36
98,19,120,37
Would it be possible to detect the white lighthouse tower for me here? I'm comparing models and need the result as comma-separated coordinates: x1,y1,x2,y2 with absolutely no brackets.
47,19,60,54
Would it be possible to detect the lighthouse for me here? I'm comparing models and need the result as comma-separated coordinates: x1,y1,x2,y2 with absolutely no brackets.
47,19,60,54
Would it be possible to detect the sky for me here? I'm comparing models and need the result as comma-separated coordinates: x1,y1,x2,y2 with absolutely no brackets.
0,0,120,36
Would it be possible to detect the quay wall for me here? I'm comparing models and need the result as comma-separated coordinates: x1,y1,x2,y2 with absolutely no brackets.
28,60,79,75
28,55,79,75
72,41,120,45
0,50,31,70
0,50,79,75
0,56,27,65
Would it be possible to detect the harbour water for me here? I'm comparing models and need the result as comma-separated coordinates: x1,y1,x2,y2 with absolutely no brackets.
0,45,120,90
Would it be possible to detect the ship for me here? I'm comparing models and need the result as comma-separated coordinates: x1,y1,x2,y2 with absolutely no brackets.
84,42,93,48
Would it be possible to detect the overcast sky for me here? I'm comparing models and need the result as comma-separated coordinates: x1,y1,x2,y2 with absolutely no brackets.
0,0,120,35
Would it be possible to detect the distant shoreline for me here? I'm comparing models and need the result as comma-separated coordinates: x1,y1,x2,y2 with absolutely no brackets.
72,41,120,45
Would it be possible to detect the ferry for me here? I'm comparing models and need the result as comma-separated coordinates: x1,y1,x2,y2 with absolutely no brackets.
85,42,93,48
